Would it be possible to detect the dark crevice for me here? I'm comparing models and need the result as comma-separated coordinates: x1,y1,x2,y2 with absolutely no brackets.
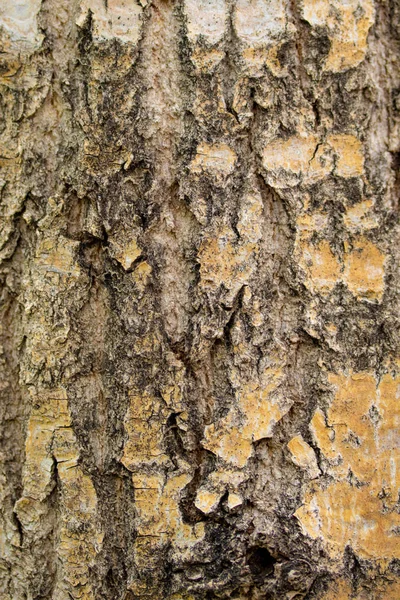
247,547,277,583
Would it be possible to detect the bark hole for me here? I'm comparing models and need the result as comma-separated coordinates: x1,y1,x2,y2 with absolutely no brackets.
247,547,277,580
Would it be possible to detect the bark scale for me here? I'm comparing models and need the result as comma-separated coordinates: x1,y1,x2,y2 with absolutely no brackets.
0,0,399,598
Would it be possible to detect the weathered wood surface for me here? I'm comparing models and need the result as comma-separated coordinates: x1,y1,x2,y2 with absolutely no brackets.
0,1,399,598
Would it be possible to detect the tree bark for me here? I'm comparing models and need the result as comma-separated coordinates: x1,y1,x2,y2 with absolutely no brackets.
0,0,399,598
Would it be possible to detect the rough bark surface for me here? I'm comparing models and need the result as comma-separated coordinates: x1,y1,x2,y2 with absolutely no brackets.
0,0,399,598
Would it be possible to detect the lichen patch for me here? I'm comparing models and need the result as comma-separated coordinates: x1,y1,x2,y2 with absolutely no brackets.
302,0,375,72
296,370,400,564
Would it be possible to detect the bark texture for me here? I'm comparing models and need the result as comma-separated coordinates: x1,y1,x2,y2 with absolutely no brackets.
0,0,400,598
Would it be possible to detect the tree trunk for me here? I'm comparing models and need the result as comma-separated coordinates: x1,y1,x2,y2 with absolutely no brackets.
0,0,399,598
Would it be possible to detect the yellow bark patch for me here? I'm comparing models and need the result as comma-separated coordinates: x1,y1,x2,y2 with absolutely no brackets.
296,207,386,300
296,370,400,564
130,472,205,572
239,373,289,441
203,365,288,467
37,237,81,279
53,428,103,597
110,237,142,271
198,226,256,303
302,0,375,72
194,469,246,513
309,408,338,463
298,239,341,295
190,47,225,71
194,489,222,514
262,133,364,187
133,473,192,538
319,578,353,600
132,260,152,294
15,389,102,600
241,46,286,77
296,480,400,564
321,576,400,599
343,238,386,301
287,434,320,479
203,425,252,468
121,391,170,471
227,492,243,510
329,134,365,178
82,140,134,175
296,211,329,237
374,579,400,600
198,360,290,530
19,389,71,503
123,378,205,593
262,135,319,183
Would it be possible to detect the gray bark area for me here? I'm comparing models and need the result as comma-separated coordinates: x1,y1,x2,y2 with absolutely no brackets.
0,0,399,598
